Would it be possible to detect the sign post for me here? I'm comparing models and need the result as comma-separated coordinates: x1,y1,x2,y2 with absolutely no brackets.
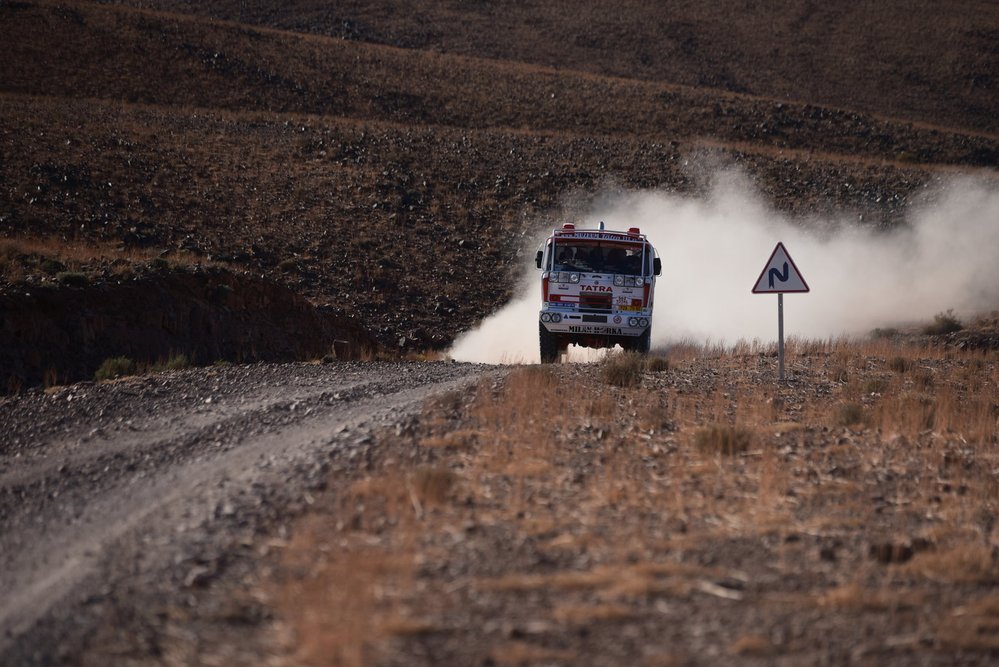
752,242,809,382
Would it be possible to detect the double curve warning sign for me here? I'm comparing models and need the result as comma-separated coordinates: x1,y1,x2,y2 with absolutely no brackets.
752,242,809,294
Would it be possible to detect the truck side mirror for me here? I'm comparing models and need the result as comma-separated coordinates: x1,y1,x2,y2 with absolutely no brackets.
535,250,543,269
653,258,662,276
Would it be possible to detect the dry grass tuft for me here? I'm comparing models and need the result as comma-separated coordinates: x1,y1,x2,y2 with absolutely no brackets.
862,378,889,394
728,633,772,656
937,593,999,651
693,424,754,456
277,546,415,667
888,356,912,373
552,603,635,625
418,429,480,449
832,401,865,427
818,583,923,610
478,568,616,593
645,355,670,373
94,356,136,381
491,642,576,665
601,352,645,387
411,467,457,506
904,545,999,583
379,617,439,637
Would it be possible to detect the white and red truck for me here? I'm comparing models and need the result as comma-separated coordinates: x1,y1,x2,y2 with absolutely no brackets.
535,222,661,363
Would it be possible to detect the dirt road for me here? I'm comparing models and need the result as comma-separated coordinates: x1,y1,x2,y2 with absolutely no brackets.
0,360,494,663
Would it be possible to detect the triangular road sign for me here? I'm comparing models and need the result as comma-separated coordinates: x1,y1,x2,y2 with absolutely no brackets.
752,242,809,293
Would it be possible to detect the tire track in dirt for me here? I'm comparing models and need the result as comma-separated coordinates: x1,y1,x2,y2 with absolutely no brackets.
0,360,500,660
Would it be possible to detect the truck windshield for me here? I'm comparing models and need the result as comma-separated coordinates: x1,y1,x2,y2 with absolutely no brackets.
552,242,647,276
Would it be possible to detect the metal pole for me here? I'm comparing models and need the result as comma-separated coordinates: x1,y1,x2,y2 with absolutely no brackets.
778,292,785,382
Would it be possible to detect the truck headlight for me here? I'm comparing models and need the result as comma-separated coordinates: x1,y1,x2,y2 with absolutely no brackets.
613,275,624,286
550,313,562,323
639,318,649,327
628,317,638,327
541,313,551,323
569,273,580,284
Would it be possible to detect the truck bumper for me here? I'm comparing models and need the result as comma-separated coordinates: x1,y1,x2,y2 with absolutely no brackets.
539,309,650,338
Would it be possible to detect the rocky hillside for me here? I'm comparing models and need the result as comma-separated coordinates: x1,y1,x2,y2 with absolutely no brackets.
101,0,999,134
1,0,997,387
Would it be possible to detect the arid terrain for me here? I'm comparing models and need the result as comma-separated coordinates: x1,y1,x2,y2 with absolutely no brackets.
3,0,999,385
3,334,995,665
1,0,998,665
262,337,999,666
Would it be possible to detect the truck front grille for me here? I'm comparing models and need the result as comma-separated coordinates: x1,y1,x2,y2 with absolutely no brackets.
579,294,612,312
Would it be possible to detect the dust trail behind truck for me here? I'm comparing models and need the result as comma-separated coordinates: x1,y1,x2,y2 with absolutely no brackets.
535,222,661,363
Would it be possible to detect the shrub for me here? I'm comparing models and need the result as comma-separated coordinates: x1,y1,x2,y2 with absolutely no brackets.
694,424,753,456
601,353,643,387
923,310,962,335
834,402,864,427
871,327,898,339
863,378,889,394
165,353,190,370
56,271,89,287
151,353,190,372
888,356,912,373
644,355,670,372
95,356,135,381
40,258,66,275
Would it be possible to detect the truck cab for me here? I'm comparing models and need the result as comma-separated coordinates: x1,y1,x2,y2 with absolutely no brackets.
535,223,661,363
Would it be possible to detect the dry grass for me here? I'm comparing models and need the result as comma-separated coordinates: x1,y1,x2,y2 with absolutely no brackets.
552,603,635,625
409,467,457,507
275,466,427,666
0,235,208,286
938,594,999,651
490,642,576,665
818,583,924,611
271,338,999,665
728,633,772,656
693,424,754,456
600,351,645,387
904,546,999,584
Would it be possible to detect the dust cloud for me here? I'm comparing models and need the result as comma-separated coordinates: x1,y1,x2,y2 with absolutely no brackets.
449,173,999,363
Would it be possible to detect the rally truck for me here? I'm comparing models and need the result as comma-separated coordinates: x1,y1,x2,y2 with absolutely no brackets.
535,222,661,363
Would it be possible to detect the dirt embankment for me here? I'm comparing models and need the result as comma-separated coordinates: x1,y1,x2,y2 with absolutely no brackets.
0,265,372,391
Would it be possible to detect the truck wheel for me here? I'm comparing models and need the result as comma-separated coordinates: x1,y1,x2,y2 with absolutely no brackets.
635,329,651,355
539,323,560,364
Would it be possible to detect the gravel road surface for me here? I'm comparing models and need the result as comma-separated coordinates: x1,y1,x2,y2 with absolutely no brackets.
0,360,495,663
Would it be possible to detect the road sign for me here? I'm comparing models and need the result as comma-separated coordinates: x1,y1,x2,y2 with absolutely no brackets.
752,242,809,382
752,242,809,294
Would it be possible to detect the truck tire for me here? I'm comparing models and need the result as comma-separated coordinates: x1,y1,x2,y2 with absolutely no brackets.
634,329,651,355
539,323,560,364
